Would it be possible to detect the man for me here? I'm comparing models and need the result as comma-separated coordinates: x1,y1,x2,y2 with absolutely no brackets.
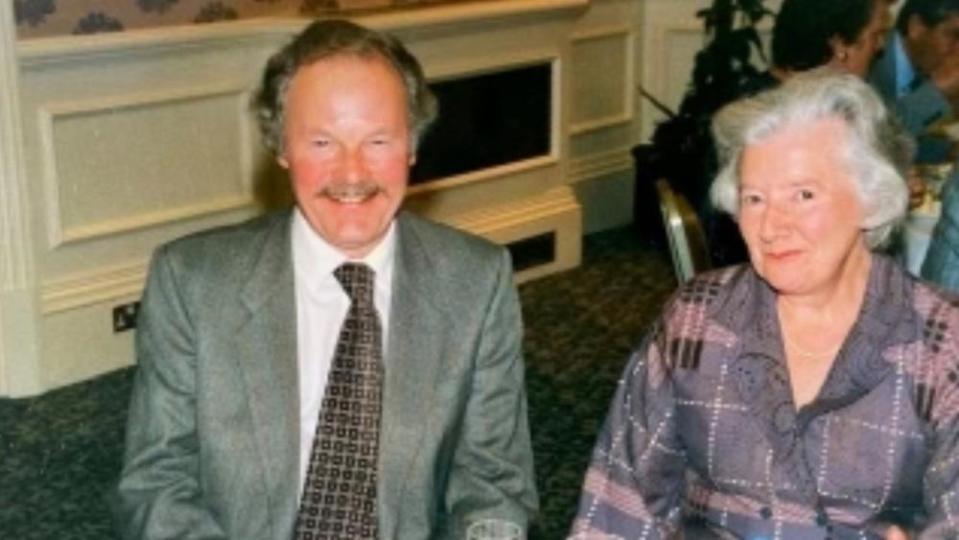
921,170,959,289
869,0,959,162
115,20,537,540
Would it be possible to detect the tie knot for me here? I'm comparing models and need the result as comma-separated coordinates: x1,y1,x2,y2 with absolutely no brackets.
334,263,375,305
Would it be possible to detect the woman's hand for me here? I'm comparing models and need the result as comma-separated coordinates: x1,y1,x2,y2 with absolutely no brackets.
885,525,910,540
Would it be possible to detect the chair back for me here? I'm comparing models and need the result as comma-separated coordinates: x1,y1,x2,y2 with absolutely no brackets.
655,179,712,283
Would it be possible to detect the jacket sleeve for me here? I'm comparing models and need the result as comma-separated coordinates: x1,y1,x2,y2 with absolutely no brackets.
921,177,959,292
895,81,954,162
917,401,959,536
895,81,951,138
568,318,687,539
917,420,959,538
442,248,539,539
113,245,228,539
916,300,959,538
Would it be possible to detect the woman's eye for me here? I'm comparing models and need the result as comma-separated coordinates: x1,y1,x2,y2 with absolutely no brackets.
312,139,330,148
797,189,815,201
741,194,762,206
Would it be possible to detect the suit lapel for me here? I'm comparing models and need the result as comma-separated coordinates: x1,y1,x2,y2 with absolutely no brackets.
227,213,300,537
378,214,452,536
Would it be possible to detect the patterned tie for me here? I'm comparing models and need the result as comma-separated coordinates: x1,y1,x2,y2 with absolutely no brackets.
295,263,383,539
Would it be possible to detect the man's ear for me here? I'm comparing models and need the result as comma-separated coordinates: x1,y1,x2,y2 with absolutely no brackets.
408,152,417,167
277,154,289,169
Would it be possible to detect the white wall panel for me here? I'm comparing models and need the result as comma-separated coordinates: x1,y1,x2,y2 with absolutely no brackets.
570,27,632,134
40,87,254,246
567,0,640,233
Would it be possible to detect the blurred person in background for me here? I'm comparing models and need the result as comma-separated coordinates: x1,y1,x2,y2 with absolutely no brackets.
870,0,959,163
920,168,959,289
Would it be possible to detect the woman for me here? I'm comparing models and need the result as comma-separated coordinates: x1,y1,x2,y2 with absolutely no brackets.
570,70,959,538
771,0,891,79
707,0,895,267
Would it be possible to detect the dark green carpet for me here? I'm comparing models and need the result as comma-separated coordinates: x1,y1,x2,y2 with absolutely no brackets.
0,226,676,539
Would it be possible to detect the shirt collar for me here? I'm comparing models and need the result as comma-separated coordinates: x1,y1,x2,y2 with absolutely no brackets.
892,33,917,98
291,208,396,295
712,254,912,359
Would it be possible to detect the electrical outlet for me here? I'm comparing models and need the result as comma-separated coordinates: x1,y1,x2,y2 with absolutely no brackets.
113,301,140,333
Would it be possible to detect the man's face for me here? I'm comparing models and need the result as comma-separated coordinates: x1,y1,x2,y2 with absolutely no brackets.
906,13,959,75
279,54,413,258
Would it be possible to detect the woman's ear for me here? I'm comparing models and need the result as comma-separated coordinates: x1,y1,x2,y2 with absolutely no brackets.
829,35,850,65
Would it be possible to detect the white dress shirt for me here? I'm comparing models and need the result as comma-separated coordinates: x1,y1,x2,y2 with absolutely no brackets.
290,209,395,491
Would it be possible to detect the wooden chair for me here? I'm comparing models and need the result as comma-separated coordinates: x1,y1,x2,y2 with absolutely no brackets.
655,178,712,283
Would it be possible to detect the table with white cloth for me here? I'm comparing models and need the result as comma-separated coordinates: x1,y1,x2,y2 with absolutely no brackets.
902,160,954,275
903,200,941,275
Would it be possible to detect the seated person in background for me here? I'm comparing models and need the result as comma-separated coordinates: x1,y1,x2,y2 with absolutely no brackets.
869,0,959,163
570,69,959,538
772,0,891,79
921,168,959,289
705,0,892,267
114,19,537,539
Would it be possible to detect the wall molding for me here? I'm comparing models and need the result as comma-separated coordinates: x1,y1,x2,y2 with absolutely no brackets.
570,114,633,136
570,22,633,41
569,146,634,185
448,185,581,284
58,196,257,246
35,84,256,247
1,6,32,293
41,261,147,315
449,184,580,235
1,0,38,395
408,155,558,196
569,25,635,135
409,55,562,193
421,45,559,82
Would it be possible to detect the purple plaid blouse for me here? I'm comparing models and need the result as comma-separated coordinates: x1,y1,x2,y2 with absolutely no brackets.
570,256,959,539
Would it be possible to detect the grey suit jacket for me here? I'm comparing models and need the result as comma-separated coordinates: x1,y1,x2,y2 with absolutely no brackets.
115,210,538,539
869,33,953,162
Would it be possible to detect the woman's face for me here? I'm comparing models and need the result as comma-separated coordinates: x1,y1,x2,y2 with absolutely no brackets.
831,0,890,77
737,117,869,297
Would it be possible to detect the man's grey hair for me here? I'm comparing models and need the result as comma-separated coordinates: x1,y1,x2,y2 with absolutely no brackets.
710,68,914,249
254,19,438,155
